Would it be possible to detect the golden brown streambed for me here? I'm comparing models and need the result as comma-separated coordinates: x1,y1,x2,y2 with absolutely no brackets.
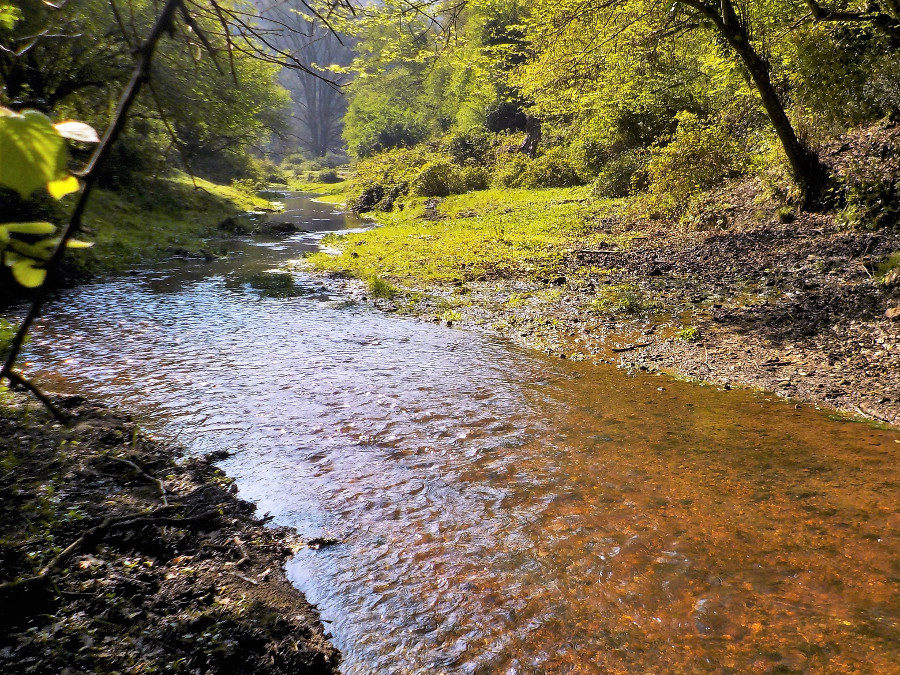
13,195,899,673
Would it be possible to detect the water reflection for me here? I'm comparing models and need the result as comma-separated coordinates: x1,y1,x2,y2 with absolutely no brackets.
14,195,899,673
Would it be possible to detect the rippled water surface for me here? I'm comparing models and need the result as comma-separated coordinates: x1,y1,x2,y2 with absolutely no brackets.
15,195,900,673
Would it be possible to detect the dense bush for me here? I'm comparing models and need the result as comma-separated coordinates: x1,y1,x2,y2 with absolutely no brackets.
591,149,648,199
637,112,744,218
495,148,582,189
494,152,531,188
519,148,582,188
412,161,461,197
445,128,495,165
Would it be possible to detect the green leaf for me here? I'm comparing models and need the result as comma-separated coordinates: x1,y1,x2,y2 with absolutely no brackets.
0,108,68,199
1,221,57,235
10,258,47,288
7,239,52,260
47,174,80,199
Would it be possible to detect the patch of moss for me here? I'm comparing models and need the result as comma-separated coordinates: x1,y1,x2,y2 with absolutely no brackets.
308,186,613,286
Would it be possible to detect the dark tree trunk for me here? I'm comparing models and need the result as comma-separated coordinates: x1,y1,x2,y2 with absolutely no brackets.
520,115,541,158
678,0,831,208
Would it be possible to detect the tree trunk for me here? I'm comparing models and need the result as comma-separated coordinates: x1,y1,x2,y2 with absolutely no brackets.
724,27,829,207
678,0,831,208
520,115,541,157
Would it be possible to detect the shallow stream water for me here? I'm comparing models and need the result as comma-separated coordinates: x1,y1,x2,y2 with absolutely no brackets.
14,194,899,673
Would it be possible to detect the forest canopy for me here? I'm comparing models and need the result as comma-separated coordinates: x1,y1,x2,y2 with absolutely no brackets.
338,0,899,210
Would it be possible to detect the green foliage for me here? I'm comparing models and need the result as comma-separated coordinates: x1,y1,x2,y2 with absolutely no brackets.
0,108,98,288
675,325,701,343
520,148,582,189
445,128,495,165
1,0,289,186
637,113,744,219
494,152,531,188
412,161,461,197
494,148,582,189
0,108,88,200
591,149,648,199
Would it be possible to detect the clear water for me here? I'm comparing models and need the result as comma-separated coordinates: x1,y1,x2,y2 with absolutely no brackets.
13,195,899,673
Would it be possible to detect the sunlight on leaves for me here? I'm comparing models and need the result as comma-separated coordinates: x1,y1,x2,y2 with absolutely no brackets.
0,108,68,199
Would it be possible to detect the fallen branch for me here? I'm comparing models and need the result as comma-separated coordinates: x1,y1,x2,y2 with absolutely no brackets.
610,342,652,352
107,454,169,506
4,371,70,423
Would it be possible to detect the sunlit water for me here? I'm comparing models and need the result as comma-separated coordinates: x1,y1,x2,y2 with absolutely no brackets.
12,194,899,673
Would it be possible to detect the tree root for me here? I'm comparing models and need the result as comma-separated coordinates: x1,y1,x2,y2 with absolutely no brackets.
0,507,220,602
107,454,169,506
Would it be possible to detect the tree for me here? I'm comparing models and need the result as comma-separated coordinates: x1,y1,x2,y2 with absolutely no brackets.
259,1,353,157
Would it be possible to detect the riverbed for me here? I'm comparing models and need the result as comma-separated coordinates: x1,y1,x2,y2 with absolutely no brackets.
16,194,899,673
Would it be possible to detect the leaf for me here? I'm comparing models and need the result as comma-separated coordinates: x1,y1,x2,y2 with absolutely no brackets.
7,239,52,260
10,258,47,288
0,108,68,199
47,174,80,199
54,121,100,143
1,221,57,235
35,236,94,251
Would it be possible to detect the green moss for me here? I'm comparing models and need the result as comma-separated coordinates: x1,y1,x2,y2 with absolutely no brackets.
589,284,650,314
367,276,401,299
74,172,270,276
875,251,899,280
308,186,610,286
675,325,701,342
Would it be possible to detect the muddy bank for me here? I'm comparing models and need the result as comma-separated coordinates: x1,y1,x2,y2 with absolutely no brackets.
0,393,340,673
320,203,898,428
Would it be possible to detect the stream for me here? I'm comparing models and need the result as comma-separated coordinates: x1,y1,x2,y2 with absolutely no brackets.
13,193,899,672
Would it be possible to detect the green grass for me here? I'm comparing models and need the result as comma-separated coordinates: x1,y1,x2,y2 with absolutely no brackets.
74,172,270,276
307,186,624,286
287,178,350,204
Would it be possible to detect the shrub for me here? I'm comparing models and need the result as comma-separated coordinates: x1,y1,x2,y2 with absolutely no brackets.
638,112,744,219
445,128,494,165
519,148,582,188
569,133,610,181
412,161,461,197
494,152,531,188
457,165,490,192
591,149,648,198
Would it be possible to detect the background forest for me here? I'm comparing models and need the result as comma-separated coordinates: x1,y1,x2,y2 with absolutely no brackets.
334,0,899,223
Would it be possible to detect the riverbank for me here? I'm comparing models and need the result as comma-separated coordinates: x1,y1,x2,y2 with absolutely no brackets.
304,133,899,426
70,172,275,279
0,391,340,673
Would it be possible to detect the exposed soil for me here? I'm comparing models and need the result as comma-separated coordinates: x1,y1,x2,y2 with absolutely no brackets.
334,125,900,427
0,393,340,674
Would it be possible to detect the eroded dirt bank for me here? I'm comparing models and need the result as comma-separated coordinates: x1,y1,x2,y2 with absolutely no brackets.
323,197,899,427
0,393,340,673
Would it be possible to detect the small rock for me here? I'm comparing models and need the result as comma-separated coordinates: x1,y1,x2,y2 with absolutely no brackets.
886,306,900,320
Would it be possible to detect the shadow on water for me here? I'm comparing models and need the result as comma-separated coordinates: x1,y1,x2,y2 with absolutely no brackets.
11,194,899,673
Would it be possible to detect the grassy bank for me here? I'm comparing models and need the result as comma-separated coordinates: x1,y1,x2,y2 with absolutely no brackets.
303,129,899,426
287,178,350,205
72,172,273,277
308,186,638,285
